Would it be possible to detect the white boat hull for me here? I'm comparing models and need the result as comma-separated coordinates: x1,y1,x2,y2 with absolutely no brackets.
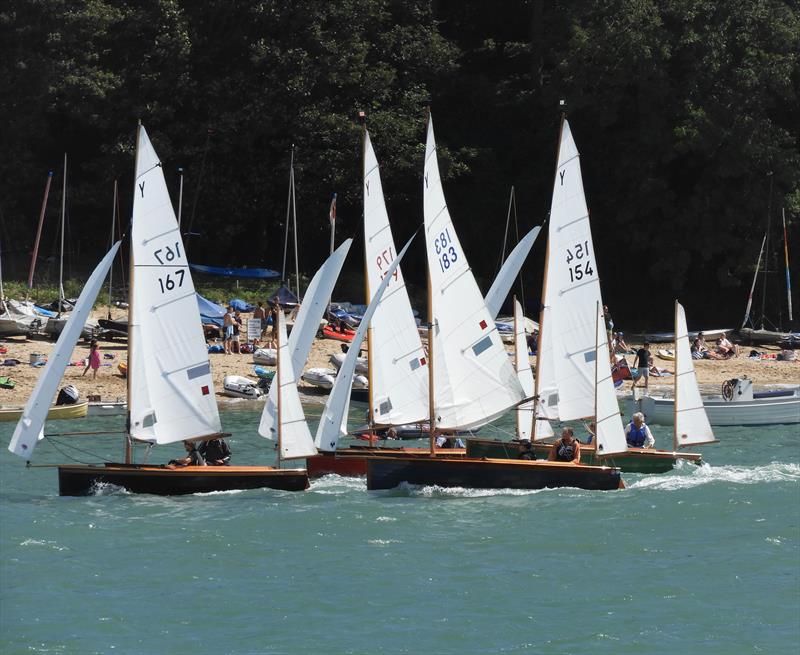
87,400,127,416
222,375,264,400
624,392,800,426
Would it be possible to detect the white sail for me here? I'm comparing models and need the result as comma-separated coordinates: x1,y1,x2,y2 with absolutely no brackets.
514,299,552,440
9,242,121,459
275,311,315,459
484,227,541,319
674,301,715,448
363,130,428,426
259,240,352,439
539,118,606,422
317,235,415,451
129,125,221,444
593,303,627,456
424,114,524,430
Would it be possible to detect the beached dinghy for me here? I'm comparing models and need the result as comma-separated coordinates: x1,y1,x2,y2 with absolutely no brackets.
222,375,264,400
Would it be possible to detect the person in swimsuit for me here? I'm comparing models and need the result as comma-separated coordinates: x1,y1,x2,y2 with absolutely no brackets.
631,342,651,389
548,427,581,463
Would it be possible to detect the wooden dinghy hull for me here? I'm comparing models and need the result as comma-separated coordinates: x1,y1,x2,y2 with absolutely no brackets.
0,400,89,422
465,438,700,474
366,456,623,491
57,464,309,496
307,447,466,478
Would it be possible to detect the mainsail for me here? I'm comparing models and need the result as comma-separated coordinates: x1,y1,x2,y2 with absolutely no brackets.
129,125,221,444
9,242,121,459
536,118,608,423
363,130,428,426
514,299,552,440
593,303,627,456
423,114,523,430
674,301,716,448
317,235,415,452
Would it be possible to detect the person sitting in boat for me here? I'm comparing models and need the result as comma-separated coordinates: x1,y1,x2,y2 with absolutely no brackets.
583,422,596,445
518,439,535,460
436,435,465,449
548,427,581,463
624,412,655,449
168,441,206,467
199,437,231,466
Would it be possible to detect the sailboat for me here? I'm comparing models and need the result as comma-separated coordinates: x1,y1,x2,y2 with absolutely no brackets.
467,117,702,473
365,113,623,491
10,125,308,495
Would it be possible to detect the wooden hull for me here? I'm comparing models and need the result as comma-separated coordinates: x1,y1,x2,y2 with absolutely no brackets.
57,464,309,496
306,448,464,478
366,456,623,491
0,400,89,422
465,438,701,474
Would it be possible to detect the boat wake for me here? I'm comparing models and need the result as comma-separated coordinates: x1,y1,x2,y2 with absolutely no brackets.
309,474,367,494
386,482,553,498
628,462,800,491
89,481,130,496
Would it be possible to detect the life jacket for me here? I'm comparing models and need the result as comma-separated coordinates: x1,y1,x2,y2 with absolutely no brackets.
555,439,577,461
627,423,647,448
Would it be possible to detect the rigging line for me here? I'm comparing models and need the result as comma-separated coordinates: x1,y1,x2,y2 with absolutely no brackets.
44,437,108,464
185,128,213,251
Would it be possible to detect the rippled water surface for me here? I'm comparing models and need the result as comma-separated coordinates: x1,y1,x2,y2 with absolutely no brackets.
1,404,798,654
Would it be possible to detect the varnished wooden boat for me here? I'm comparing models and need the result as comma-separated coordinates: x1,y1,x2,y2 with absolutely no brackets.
465,437,701,474
57,463,309,496
0,400,89,422
306,446,466,478
366,455,624,491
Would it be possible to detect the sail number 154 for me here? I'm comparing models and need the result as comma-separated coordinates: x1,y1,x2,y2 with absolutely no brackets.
565,240,594,282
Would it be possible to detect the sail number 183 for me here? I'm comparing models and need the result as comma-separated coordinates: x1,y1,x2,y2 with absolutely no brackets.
434,228,459,272
565,240,594,282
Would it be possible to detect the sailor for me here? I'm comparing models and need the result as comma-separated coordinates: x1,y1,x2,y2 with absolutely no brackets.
199,437,232,465
168,441,206,467
518,439,535,460
548,427,581,463
624,412,655,449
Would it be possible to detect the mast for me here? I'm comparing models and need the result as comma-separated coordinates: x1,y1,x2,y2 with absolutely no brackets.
276,310,283,469
282,146,294,290
292,162,300,298
57,153,67,315
531,105,566,440
107,180,118,319
783,208,793,322
594,301,600,449
760,173,774,330
742,234,767,329
514,295,522,438
425,111,437,456
362,122,376,440
176,167,184,228
125,123,142,464
27,170,54,299
673,299,679,452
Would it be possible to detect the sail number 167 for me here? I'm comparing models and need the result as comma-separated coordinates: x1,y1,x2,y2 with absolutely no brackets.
565,240,594,282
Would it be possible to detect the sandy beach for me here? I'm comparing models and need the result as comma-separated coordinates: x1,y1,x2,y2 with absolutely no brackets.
0,309,797,408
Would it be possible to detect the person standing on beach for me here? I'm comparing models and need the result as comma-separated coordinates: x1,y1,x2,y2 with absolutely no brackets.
82,339,101,379
631,342,651,390
223,306,234,354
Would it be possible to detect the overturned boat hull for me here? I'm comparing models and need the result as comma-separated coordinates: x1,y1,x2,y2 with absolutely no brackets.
366,456,623,491
57,463,309,496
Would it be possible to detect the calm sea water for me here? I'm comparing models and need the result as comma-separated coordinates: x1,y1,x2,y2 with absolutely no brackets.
1,401,798,655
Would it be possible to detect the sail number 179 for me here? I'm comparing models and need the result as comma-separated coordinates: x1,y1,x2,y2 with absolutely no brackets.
565,240,594,282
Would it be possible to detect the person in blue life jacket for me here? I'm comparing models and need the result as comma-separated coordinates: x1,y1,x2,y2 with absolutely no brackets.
583,421,596,445
625,412,655,448
548,427,581,463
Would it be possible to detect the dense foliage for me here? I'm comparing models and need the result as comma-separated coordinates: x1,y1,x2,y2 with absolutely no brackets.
1,0,797,329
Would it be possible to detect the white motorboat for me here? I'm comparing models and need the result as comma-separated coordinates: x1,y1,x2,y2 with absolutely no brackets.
626,378,800,426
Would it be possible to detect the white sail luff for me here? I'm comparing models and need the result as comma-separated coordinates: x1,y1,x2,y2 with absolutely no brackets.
674,301,716,447
593,303,628,456
363,131,428,426
9,242,122,459
316,235,415,451
485,227,541,319
259,240,352,439
129,126,221,445
275,311,316,459
423,114,524,430
514,299,536,440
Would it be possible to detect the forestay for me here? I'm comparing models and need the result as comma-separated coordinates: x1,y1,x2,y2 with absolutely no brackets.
540,118,606,422
593,303,627,456
514,299,552,440
674,301,715,448
129,126,220,444
424,114,523,430
316,235,415,452
363,130,428,426
484,227,541,320
9,242,121,460
275,311,315,459
259,240,352,440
